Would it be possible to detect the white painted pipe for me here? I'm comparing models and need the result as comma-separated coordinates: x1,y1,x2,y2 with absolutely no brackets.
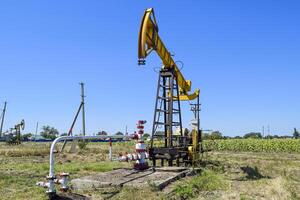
109,137,112,161
47,135,123,194
109,146,112,161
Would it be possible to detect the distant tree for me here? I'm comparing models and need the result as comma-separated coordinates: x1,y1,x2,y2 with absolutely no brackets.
40,126,59,140
243,132,262,139
60,133,68,136
184,128,190,136
293,128,299,139
202,133,210,140
264,135,274,139
21,133,32,141
154,131,164,136
115,131,124,136
202,131,222,140
234,136,242,139
78,140,88,150
97,131,108,135
210,131,223,139
142,133,150,140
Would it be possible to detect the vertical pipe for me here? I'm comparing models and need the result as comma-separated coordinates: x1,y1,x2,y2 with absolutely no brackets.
162,76,167,148
197,94,201,144
167,72,174,166
169,72,173,148
109,137,112,161
175,76,183,137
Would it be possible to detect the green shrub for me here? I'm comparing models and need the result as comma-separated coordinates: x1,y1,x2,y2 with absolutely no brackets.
78,140,88,150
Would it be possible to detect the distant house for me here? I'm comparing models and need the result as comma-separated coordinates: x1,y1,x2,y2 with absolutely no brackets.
30,135,52,141
97,131,108,135
154,131,165,136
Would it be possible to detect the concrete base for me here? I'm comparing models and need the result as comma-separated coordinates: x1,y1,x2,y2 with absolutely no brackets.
71,167,196,190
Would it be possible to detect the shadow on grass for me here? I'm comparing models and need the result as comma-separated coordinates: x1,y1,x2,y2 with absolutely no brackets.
198,160,227,173
199,160,222,168
238,166,271,181
100,189,121,199
51,193,91,200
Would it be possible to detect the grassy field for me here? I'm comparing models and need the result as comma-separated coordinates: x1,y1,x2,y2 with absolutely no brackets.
0,140,299,200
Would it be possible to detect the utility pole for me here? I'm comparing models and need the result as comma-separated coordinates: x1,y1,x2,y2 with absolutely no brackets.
61,83,87,152
267,125,270,136
35,122,39,137
262,126,265,138
190,94,201,144
80,82,86,136
0,101,7,137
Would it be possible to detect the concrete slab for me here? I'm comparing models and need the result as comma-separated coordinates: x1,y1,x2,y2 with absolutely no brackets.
71,168,194,190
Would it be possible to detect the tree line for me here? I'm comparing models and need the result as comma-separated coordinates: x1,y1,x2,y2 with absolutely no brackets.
203,128,300,140
21,126,300,140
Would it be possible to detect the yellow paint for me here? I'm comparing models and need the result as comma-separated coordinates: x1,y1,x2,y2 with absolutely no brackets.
138,8,199,101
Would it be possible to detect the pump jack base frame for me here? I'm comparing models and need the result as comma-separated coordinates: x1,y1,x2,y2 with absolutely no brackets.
134,162,149,170
149,147,190,167
149,68,192,167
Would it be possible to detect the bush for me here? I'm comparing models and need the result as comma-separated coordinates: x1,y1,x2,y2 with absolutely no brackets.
244,132,262,139
40,126,59,140
203,131,223,140
293,128,299,139
21,133,32,141
78,140,88,150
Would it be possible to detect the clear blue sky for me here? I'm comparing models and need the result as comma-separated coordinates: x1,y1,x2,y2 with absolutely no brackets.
0,1,299,136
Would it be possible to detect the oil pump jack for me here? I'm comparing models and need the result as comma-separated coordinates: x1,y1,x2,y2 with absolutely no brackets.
138,8,202,167
6,119,25,145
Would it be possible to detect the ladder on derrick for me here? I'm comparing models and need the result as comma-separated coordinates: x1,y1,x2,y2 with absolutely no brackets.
150,68,189,167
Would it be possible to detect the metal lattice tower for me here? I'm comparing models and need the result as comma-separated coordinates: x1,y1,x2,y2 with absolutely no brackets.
150,68,189,167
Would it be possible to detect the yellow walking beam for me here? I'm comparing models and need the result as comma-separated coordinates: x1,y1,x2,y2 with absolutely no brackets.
138,8,199,101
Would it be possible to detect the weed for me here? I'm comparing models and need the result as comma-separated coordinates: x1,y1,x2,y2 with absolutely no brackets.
173,170,228,199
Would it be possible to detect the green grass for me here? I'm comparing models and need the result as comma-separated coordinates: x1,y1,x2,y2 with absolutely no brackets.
0,141,299,199
173,170,228,199
0,142,131,200
204,139,300,153
0,142,50,156
112,187,165,200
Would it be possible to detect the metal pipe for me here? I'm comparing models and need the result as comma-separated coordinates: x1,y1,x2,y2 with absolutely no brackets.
47,135,123,194
197,94,201,144
109,137,112,161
